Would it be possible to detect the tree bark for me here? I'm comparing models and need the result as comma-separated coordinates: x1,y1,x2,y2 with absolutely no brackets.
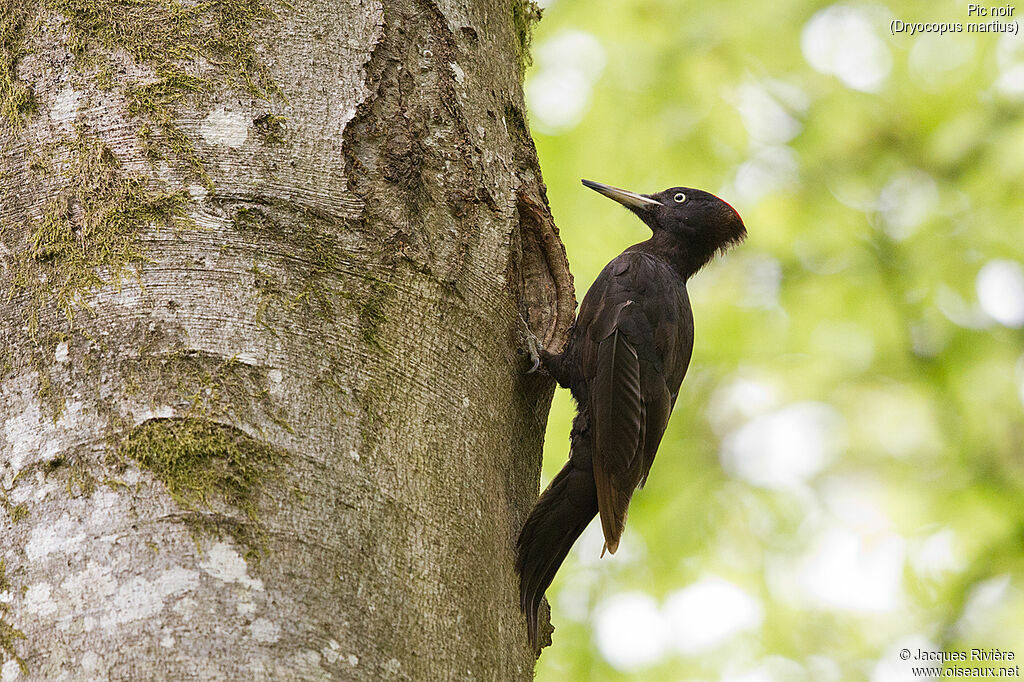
0,0,573,679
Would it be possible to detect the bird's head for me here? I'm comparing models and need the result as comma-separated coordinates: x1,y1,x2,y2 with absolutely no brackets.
582,179,746,271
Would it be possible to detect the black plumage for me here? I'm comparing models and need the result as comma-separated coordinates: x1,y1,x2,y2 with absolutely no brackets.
517,179,747,648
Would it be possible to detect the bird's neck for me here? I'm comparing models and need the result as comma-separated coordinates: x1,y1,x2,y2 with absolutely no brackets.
629,232,708,280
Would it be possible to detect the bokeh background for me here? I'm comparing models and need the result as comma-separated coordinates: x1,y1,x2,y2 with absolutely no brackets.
525,1,1024,679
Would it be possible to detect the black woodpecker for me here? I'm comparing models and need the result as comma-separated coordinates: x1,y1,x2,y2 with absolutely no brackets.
517,179,747,648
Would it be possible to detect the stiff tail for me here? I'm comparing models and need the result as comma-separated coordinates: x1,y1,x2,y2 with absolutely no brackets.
515,459,598,648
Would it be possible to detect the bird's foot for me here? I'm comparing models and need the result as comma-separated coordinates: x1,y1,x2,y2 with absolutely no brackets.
516,312,543,375
523,334,542,374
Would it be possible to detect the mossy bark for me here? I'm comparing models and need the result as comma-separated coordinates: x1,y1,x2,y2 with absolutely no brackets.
0,0,572,679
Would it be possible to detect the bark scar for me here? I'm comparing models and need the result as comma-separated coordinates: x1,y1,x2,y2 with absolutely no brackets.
516,187,575,352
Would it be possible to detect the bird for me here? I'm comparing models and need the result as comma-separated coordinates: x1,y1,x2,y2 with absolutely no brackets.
516,179,747,648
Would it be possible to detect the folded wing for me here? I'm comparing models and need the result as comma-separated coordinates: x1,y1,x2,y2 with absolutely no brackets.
591,317,644,554
583,255,678,554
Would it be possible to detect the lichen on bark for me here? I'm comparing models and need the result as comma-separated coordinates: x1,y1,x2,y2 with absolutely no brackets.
0,560,27,676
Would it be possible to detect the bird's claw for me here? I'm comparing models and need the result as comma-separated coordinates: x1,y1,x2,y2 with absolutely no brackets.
517,312,543,375
524,333,541,374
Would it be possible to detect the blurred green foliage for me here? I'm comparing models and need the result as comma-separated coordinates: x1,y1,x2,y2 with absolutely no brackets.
527,0,1024,679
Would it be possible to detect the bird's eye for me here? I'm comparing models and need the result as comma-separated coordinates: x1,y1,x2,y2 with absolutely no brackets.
673,192,686,203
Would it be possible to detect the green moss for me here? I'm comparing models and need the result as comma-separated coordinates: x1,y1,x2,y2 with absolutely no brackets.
503,101,530,147
2,0,288,363
8,132,191,333
0,560,27,676
35,356,68,420
28,154,49,176
233,205,349,325
13,454,102,498
358,282,392,348
103,477,129,492
232,203,394,347
0,492,28,523
126,71,211,186
66,459,98,497
247,259,283,332
231,206,266,233
0,616,26,674
35,0,282,177
3,0,285,176
49,0,278,94
0,1,36,129
118,417,285,552
510,0,541,74
129,351,290,434
253,113,287,145
1,133,192,422
93,64,114,90
5,131,191,418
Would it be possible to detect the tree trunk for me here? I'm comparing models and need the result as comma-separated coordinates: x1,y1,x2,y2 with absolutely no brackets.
0,0,573,678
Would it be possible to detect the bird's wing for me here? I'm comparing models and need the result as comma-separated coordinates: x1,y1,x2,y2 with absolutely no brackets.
581,253,677,554
590,306,644,555
637,367,672,489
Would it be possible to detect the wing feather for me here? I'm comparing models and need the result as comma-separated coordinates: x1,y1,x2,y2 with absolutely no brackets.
580,252,690,554
591,315,644,554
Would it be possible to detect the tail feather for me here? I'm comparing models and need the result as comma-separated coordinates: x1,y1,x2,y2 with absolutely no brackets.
516,460,598,649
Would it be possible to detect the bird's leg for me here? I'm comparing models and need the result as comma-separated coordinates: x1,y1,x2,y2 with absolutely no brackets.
524,335,542,375
516,312,575,388
516,312,545,375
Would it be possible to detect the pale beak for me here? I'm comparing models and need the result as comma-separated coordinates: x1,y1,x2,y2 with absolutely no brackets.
581,179,661,211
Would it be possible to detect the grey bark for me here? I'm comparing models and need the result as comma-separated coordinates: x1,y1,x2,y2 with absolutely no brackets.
0,0,573,679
